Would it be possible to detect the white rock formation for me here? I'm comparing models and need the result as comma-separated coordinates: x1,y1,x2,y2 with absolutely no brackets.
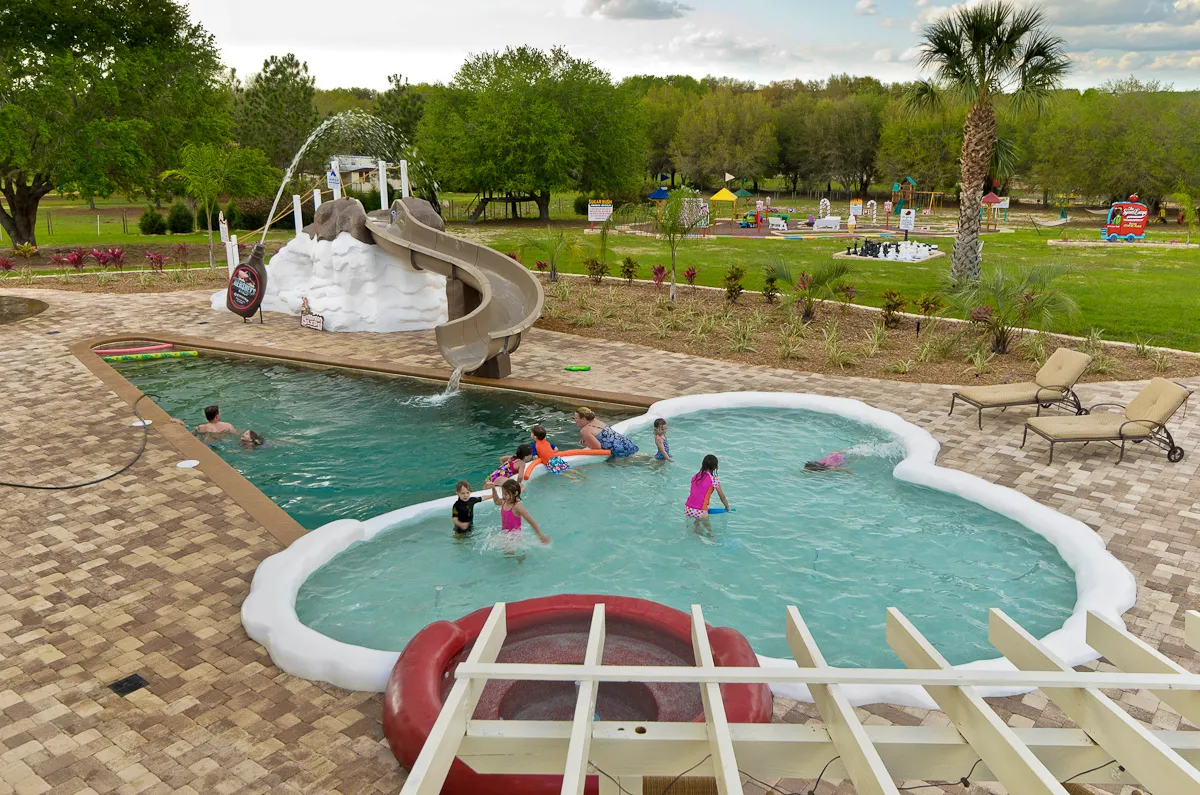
210,232,447,332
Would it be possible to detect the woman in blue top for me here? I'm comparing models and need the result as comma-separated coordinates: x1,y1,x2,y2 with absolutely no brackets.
574,406,639,458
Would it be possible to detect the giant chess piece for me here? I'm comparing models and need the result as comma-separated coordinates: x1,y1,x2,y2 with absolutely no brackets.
227,242,268,321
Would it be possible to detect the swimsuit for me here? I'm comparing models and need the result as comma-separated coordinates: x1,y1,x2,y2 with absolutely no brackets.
452,496,483,533
501,505,523,533
818,452,846,467
655,437,670,461
595,425,638,458
684,473,720,519
488,459,521,483
534,438,571,475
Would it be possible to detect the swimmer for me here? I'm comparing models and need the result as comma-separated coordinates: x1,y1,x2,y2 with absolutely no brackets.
653,418,673,462
451,480,483,534
490,479,550,552
685,454,730,535
804,451,854,474
531,426,584,481
485,444,533,490
239,430,265,449
195,404,235,437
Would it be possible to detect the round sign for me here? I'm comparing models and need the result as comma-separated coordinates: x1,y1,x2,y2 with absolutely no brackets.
228,265,260,312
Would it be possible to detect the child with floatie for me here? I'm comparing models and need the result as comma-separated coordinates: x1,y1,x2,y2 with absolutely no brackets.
531,425,585,481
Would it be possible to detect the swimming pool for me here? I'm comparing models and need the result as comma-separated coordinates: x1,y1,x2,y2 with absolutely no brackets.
244,392,1135,704
114,355,631,529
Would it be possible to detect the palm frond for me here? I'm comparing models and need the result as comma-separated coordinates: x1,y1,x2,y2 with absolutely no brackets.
903,79,945,116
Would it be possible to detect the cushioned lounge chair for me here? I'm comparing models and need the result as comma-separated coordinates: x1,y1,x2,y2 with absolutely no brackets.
949,347,1092,430
1022,377,1193,464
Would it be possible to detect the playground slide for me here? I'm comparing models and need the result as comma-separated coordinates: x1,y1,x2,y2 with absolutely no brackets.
364,198,544,377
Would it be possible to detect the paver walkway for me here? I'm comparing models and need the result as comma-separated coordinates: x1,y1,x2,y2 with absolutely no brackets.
2,286,1198,795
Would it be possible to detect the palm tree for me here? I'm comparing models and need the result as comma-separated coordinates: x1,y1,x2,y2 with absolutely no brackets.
519,227,581,283
947,264,1077,353
656,187,708,302
907,1,1069,283
161,143,277,269
763,255,852,323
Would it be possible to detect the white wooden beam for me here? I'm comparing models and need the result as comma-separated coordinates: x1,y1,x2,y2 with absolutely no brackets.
886,608,1069,795
453,663,1200,691
562,604,606,795
786,606,898,795
1186,611,1200,653
399,602,507,795
691,606,743,795
1086,611,1200,725
990,608,1200,794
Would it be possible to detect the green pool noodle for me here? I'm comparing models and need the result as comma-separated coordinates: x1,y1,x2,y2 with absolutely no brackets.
563,365,591,372
103,350,199,363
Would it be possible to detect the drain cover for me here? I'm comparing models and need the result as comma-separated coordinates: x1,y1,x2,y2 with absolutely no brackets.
108,673,149,697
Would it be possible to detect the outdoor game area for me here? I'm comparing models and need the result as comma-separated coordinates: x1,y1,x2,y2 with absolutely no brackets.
5,2,1200,795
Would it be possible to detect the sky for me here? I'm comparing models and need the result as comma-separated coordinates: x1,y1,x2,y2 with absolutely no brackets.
184,0,1200,90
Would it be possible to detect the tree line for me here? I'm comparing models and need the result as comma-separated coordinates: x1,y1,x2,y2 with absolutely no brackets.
4,0,1200,249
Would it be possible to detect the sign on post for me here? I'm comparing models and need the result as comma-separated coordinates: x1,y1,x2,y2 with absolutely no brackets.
899,208,916,231
850,198,864,217
400,160,410,199
218,211,229,243
327,162,342,201
300,297,325,331
587,200,614,223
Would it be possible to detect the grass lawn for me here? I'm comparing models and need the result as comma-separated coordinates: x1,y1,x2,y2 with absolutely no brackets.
481,224,1200,352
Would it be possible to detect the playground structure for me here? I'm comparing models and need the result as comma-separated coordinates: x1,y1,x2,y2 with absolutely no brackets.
396,600,1200,795
890,177,945,217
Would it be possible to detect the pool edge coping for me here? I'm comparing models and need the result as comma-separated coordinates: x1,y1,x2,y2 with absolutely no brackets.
71,332,661,548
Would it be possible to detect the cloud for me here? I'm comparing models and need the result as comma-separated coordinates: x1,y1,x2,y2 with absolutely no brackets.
666,27,786,62
873,48,894,62
855,0,878,15
581,0,691,19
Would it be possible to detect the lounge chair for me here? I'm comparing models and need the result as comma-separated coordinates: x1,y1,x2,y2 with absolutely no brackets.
1022,377,1192,464
949,348,1092,430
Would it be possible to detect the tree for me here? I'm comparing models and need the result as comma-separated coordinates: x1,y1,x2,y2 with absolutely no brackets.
672,88,776,187
418,47,643,221
374,74,426,145
817,94,887,197
774,94,825,194
235,54,319,170
655,187,709,301
519,227,581,283
875,99,963,191
907,1,1069,283
160,143,279,268
640,84,698,187
947,264,1077,353
0,0,229,245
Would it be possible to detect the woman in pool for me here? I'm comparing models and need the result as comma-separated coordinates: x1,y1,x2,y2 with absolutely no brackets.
574,406,638,458
490,479,550,553
804,451,854,474
685,454,730,534
485,444,533,490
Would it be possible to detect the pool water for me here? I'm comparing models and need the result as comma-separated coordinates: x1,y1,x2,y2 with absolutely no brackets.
115,356,627,529
296,408,1078,667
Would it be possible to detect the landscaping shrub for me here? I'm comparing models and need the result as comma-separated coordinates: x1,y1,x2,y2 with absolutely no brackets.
761,266,780,304
145,252,166,272
881,289,907,328
584,257,609,283
573,194,589,216
837,282,857,309
139,206,167,235
915,292,945,318
228,197,271,231
619,256,639,284
170,243,189,268
723,264,746,304
948,265,1077,354
0,256,13,273
107,248,125,271
13,242,37,261
534,260,548,271
167,201,194,234
683,265,699,290
651,264,667,289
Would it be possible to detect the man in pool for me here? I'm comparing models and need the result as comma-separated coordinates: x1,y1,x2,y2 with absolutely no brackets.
195,405,236,437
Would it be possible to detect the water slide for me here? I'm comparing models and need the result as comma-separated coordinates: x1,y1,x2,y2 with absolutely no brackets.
365,198,544,378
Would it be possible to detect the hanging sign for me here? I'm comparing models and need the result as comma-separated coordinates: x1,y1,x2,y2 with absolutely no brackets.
849,198,864,217
587,200,613,223
899,208,917,231
218,212,229,243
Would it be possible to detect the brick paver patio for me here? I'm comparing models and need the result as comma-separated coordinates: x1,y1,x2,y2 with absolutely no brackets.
2,286,1197,794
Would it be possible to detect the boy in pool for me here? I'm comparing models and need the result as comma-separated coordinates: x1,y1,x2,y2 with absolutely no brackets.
451,480,483,534
531,426,584,481
803,451,854,474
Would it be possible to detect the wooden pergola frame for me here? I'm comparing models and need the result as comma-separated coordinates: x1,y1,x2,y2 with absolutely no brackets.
399,603,1200,794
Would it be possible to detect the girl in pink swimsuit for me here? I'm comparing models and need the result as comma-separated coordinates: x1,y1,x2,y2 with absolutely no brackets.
804,451,854,474
685,454,730,533
490,480,550,552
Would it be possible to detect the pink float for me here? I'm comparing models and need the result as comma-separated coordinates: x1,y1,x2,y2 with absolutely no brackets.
93,343,174,356
383,594,772,795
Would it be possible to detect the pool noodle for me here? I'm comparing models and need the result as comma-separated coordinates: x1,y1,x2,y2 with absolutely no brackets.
522,448,611,479
102,350,198,363
707,507,735,514
94,343,173,356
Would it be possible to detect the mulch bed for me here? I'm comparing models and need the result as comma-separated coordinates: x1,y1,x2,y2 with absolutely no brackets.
5,268,229,294
533,278,1200,386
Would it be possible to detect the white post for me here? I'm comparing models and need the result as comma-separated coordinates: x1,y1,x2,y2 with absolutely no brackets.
330,159,342,201
292,194,304,237
400,159,410,199
378,160,389,209
228,234,238,278
313,187,322,211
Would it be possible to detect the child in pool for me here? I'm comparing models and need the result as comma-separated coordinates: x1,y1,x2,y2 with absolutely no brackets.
685,454,730,534
531,425,584,481
490,479,550,548
485,444,533,489
803,451,854,474
653,418,673,462
451,480,483,534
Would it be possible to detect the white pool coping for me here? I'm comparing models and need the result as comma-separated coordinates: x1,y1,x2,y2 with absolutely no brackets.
241,391,1137,709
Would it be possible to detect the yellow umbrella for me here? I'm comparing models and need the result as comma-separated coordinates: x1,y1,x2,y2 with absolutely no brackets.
710,187,738,232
